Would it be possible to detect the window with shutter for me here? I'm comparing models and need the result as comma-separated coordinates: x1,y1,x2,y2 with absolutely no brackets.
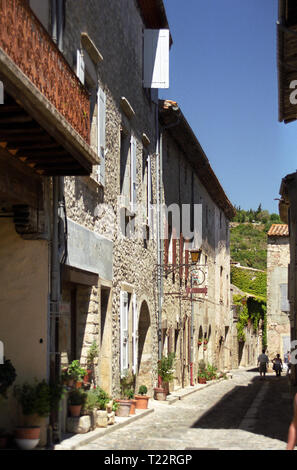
143,29,169,89
76,49,85,84
147,154,152,227
120,291,129,375
130,136,137,212
132,294,138,375
97,87,106,185
280,283,290,312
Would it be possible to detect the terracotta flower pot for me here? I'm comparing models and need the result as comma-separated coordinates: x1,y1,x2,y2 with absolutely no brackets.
15,426,41,440
154,387,167,401
69,404,82,417
198,377,207,384
134,395,149,409
75,381,83,389
83,370,92,384
115,399,131,417
129,399,137,415
15,426,41,449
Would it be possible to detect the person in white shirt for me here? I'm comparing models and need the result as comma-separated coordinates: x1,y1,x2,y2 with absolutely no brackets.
257,349,269,379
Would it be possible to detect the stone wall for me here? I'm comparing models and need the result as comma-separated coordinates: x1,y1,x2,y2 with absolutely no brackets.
160,130,232,386
267,236,290,361
0,219,49,435
61,0,160,396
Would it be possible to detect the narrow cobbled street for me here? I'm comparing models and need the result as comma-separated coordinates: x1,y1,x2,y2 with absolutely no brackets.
79,369,294,451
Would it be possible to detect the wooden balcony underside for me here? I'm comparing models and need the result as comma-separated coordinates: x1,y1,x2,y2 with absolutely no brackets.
0,93,89,176
0,0,100,176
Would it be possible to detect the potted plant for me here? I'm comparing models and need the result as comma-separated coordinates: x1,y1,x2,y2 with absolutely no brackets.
95,387,110,427
115,370,134,417
82,389,98,414
126,389,136,415
68,388,87,417
67,360,87,388
158,353,175,395
134,385,149,409
115,387,132,417
197,360,207,384
0,359,17,399
61,367,73,387
82,389,99,429
205,364,218,381
154,387,167,401
13,380,56,450
197,370,207,384
198,338,203,346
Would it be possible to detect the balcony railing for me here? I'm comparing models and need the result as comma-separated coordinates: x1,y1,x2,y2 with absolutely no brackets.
0,0,90,144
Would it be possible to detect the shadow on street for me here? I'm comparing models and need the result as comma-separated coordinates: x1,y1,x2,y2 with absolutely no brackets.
191,373,294,444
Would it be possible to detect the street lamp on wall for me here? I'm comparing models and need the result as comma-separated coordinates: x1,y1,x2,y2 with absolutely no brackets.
189,248,202,265
156,245,206,388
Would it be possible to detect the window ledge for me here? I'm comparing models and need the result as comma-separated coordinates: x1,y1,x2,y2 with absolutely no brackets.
120,97,135,120
81,33,103,64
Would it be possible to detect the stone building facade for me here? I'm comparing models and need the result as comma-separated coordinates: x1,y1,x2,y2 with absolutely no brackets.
267,224,290,360
56,0,171,398
158,101,235,388
276,1,297,384
0,0,237,444
0,0,99,443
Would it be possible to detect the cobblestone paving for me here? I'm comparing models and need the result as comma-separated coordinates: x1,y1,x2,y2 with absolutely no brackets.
79,369,295,451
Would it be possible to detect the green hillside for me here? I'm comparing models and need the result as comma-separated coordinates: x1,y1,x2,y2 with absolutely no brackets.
230,205,284,271
229,205,282,347
230,224,267,270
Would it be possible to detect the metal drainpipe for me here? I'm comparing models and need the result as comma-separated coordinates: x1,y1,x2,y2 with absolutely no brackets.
57,0,64,52
49,176,62,445
50,176,60,364
190,273,194,386
158,132,164,362
156,103,163,363
51,0,57,45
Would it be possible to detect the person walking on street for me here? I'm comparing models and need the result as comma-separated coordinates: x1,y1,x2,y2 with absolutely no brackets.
257,349,269,380
272,354,283,377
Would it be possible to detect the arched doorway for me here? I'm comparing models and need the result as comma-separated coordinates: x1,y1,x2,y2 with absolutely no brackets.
137,300,151,392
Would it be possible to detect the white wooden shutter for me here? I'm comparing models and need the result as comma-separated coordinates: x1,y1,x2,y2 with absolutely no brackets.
120,291,129,375
76,49,85,84
280,283,290,312
97,87,106,185
147,155,152,226
130,136,137,211
143,29,169,89
132,294,138,375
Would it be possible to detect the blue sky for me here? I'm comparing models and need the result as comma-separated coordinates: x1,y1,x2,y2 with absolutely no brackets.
160,0,297,214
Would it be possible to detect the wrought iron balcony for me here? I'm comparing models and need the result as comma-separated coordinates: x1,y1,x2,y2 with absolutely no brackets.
0,0,99,175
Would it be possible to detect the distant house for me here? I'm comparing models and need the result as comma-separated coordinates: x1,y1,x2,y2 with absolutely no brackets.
267,224,290,361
